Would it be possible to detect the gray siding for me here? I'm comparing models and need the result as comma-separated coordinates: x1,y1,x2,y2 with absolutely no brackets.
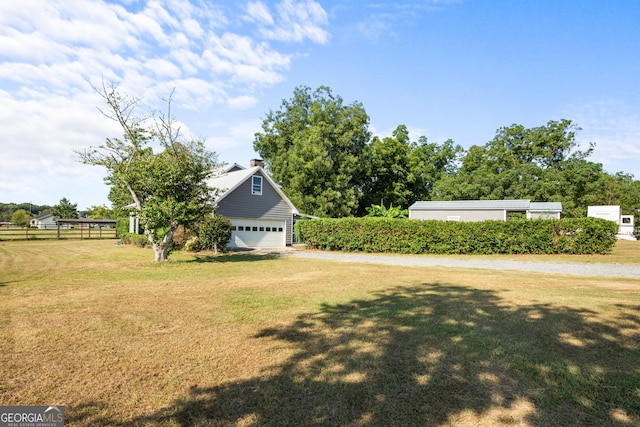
410,209,507,222
216,173,294,244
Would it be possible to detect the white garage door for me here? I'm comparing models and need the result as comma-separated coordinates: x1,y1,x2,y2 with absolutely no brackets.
228,219,286,248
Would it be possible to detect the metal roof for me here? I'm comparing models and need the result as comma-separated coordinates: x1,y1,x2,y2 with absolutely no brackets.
409,200,531,210
529,202,563,212
56,218,117,224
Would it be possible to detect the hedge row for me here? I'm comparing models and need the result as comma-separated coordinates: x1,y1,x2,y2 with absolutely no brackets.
295,217,618,255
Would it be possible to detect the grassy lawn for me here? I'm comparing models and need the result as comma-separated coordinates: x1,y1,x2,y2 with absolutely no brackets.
1,240,639,426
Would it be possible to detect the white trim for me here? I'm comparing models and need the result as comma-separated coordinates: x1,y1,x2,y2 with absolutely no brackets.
251,175,263,195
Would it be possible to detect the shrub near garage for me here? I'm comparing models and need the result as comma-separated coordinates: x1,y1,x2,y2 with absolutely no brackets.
295,217,618,255
196,215,232,254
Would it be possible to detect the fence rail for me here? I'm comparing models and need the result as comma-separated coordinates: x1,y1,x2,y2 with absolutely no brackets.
0,226,118,241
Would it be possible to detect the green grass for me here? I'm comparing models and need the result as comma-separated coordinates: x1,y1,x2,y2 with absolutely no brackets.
1,240,639,426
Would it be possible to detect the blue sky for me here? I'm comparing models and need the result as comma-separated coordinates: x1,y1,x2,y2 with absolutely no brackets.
1,0,639,209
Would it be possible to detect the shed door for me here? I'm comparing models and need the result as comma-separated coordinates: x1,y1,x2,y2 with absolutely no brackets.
229,219,286,248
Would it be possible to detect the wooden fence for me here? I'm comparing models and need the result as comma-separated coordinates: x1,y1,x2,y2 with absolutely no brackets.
0,224,118,241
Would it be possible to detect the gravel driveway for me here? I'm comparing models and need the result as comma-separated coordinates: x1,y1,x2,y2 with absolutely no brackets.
284,249,640,279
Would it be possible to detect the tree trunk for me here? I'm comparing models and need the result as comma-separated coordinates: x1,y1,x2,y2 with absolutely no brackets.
149,227,176,262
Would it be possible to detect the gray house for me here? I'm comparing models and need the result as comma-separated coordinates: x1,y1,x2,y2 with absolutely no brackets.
408,200,562,222
207,160,299,248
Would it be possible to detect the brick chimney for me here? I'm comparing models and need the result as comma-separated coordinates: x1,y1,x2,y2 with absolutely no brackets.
250,159,265,168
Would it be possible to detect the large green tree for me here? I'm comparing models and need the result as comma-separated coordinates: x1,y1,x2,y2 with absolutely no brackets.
360,124,461,213
253,86,371,218
86,204,114,219
432,119,617,216
77,83,220,261
431,120,640,221
10,209,31,228
51,197,79,219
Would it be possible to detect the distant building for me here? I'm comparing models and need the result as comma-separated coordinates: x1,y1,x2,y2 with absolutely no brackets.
587,205,636,240
408,200,562,222
30,213,56,229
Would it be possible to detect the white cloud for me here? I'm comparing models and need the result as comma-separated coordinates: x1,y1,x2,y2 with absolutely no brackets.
246,1,275,26
0,0,330,207
357,15,395,42
227,95,259,109
0,89,119,207
569,101,640,177
355,1,457,41
0,0,314,106
207,118,263,157
252,0,329,44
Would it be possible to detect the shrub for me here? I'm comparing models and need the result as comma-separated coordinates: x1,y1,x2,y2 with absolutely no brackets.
365,203,408,218
198,215,232,253
184,236,200,252
296,217,618,255
116,218,130,238
122,233,149,248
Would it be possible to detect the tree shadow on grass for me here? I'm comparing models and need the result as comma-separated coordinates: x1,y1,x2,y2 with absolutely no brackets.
69,284,640,426
185,252,283,264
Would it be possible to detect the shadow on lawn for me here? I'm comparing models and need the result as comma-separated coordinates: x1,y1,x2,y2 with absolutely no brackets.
70,284,640,426
186,252,283,264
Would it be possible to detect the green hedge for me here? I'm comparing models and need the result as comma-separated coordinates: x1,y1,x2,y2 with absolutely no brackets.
122,233,149,248
116,218,130,238
295,217,618,255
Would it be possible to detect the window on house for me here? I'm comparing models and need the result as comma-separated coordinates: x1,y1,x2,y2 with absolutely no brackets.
252,176,263,195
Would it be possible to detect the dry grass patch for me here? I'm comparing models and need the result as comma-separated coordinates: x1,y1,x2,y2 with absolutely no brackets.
1,240,639,426
354,239,640,266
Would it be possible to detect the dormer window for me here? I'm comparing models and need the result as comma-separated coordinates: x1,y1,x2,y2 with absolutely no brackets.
252,175,262,195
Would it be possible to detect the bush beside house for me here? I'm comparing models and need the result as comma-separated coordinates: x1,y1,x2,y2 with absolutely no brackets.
296,217,618,255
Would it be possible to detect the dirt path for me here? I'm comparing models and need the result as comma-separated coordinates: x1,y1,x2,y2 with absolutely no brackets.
285,250,640,279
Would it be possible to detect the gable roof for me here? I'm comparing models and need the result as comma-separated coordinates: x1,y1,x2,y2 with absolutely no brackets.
223,163,245,173
207,166,299,215
33,213,54,221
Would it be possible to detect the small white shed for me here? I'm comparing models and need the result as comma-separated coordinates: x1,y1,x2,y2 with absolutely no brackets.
587,205,636,240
